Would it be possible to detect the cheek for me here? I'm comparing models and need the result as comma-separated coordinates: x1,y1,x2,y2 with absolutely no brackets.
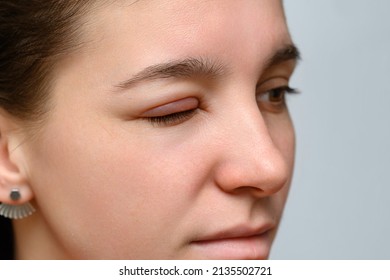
23,113,206,258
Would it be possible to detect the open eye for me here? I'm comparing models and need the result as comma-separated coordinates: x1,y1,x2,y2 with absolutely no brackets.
257,86,298,112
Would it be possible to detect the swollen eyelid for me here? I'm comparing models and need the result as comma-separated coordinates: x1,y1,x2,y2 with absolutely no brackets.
141,97,199,117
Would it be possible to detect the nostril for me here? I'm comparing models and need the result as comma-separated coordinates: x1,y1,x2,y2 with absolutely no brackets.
232,186,266,197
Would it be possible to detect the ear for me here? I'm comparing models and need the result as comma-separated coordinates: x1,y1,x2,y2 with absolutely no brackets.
0,110,34,206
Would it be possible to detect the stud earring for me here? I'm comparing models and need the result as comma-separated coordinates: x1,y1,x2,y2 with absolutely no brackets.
0,188,36,219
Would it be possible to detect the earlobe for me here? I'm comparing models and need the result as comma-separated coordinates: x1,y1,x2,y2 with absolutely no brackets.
0,187,36,219
0,111,35,219
0,183,34,205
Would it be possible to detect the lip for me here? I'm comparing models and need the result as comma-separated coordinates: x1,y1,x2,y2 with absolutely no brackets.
191,223,275,260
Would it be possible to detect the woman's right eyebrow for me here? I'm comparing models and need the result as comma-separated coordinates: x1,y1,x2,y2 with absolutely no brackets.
114,57,227,91
113,44,300,92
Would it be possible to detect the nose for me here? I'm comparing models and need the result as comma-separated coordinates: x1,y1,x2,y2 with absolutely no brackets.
212,106,292,198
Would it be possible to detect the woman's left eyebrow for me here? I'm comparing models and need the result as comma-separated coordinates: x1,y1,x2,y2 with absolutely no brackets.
114,57,226,91
264,43,301,69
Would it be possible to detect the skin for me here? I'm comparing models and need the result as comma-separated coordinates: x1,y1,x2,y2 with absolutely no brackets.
2,0,298,259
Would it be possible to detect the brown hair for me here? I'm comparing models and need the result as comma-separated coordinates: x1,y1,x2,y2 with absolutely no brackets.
0,0,96,260
0,0,95,123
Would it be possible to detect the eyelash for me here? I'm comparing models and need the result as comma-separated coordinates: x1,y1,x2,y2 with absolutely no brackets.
146,86,299,126
276,85,298,95
146,108,197,126
260,86,298,102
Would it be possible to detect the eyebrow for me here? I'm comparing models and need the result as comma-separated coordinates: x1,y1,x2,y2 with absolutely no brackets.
115,57,225,90
115,44,300,90
264,44,301,69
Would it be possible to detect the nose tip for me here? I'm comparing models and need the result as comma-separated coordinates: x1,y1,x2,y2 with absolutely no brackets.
214,148,290,197
250,153,290,196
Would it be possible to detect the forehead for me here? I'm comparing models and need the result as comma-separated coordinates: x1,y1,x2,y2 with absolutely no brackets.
53,0,291,97
83,0,289,63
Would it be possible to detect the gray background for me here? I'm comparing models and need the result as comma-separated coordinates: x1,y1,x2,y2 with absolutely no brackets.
270,0,390,259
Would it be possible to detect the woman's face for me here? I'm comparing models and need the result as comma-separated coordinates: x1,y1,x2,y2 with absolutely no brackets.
19,0,298,259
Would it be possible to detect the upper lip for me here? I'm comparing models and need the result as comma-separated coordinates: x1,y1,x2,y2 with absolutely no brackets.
193,222,275,243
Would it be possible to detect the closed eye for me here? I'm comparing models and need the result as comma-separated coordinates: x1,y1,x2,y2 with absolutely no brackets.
145,108,197,126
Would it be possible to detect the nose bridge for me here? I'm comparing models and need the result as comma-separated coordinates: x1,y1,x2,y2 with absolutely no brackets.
213,103,289,196
220,100,274,159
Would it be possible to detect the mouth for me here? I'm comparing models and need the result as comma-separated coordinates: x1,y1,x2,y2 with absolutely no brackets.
190,223,275,260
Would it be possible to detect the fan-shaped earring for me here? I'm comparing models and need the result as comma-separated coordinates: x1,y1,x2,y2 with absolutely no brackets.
0,188,35,219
